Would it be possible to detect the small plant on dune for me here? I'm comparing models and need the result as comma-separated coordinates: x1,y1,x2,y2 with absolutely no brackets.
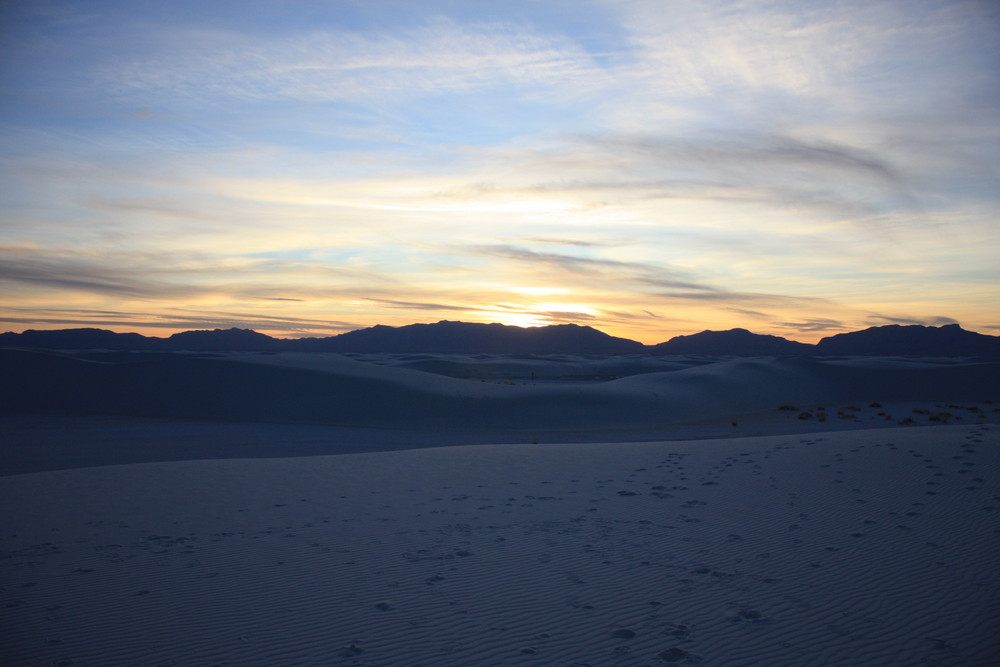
869,401,883,408
778,405,798,411
798,411,813,420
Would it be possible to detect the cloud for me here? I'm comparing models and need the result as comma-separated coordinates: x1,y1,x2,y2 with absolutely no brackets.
522,237,616,248
364,298,469,312
725,308,772,321
99,18,607,108
465,243,835,314
417,127,919,229
582,133,903,182
773,318,847,334
564,131,914,218
0,245,398,304
467,244,710,290
0,248,202,299
653,289,828,309
0,307,360,336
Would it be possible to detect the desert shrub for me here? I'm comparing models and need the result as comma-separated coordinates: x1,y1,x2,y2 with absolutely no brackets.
798,411,813,420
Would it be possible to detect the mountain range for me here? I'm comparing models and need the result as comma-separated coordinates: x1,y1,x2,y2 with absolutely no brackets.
1,321,998,357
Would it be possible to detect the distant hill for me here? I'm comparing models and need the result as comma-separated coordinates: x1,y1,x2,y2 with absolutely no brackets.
814,324,1000,357
164,328,280,351
1,322,998,356
0,322,643,355
651,328,813,356
0,327,151,350
289,321,644,354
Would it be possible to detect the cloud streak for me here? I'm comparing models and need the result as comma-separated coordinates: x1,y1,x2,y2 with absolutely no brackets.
100,18,608,108
465,244,835,312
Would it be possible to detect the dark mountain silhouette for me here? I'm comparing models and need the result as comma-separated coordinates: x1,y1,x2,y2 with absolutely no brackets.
0,327,280,352
0,327,151,350
289,321,644,354
1,321,998,356
0,322,643,354
164,328,280,351
814,323,1000,357
651,328,812,356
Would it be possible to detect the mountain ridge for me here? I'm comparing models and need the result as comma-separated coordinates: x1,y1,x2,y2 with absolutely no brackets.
1,321,998,357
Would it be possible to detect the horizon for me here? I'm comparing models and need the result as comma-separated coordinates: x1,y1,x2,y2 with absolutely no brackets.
1,2,998,344
1,317,990,347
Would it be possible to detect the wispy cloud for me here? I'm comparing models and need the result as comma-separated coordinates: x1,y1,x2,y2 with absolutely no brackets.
364,298,469,312
0,245,397,302
0,305,361,335
99,18,609,108
464,244,835,313
0,247,202,299
774,318,847,334
467,244,708,289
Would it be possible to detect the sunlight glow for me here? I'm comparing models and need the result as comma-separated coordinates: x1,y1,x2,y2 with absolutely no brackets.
482,311,551,328
510,286,570,296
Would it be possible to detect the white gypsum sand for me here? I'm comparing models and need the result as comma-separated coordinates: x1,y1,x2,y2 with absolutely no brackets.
1,352,998,665
1,425,998,665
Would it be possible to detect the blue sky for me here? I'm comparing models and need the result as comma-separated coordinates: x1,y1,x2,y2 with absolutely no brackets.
1,0,998,343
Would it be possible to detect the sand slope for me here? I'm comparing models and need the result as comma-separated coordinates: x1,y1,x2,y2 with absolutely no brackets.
2,424,998,665
4,350,999,431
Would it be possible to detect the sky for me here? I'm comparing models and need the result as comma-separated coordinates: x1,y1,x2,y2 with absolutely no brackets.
1,0,998,344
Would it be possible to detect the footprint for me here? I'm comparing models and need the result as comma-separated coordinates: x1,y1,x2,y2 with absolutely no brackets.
658,646,701,663
728,608,771,624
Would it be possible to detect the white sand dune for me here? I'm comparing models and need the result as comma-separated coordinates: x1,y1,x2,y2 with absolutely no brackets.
2,351,999,664
4,352,999,475
2,425,998,665
6,350,999,431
